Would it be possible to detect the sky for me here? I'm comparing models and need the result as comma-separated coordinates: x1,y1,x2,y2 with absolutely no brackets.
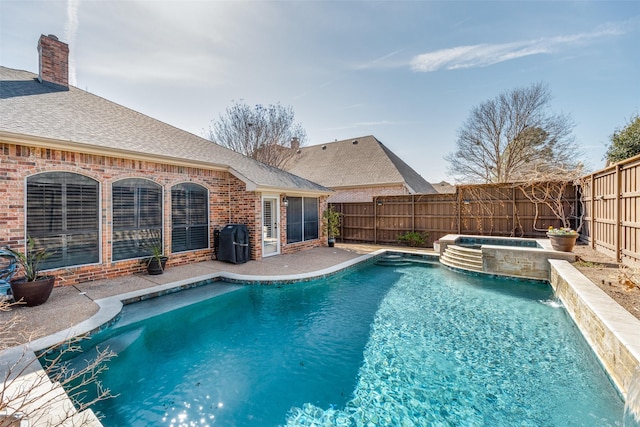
1,1,639,184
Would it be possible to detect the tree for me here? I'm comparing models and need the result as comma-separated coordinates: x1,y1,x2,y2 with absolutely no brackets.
446,83,583,184
207,101,307,168
605,114,640,164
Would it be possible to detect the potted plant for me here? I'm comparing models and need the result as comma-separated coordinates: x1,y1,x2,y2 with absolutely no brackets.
6,238,55,306
145,237,168,275
322,206,341,247
546,226,579,252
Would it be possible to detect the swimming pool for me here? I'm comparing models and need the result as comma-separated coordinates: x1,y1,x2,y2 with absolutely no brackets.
66,261,623,426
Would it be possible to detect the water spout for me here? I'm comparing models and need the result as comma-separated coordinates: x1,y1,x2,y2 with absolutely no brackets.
625,365,640,427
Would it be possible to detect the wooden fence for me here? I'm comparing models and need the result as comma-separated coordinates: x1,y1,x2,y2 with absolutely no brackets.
330,184,579,247
331,154,640,267
582,154,640,267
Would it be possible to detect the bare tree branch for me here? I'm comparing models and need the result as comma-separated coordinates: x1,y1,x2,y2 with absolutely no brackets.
446,82,584,184
206,101,307,168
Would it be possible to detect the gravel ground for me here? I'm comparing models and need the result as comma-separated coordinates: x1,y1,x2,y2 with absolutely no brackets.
572,243,640,321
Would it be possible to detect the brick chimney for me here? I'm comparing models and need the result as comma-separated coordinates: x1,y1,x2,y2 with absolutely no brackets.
37,34,69,88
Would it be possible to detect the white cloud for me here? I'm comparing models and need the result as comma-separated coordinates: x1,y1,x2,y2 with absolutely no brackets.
410,23,630,73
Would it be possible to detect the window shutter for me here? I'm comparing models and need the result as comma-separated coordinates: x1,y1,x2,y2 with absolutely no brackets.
113,179,163,261
304,198,319,240
26,172,99,269
171,183,209,252
286,197,303,243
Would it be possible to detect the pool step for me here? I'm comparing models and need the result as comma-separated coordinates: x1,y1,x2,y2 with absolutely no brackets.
440,245,483,272
375,253,440,267
375,254,414,266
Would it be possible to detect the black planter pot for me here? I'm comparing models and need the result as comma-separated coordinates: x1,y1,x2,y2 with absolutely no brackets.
147,257,168,275
328,238,335,247
10,276,55,307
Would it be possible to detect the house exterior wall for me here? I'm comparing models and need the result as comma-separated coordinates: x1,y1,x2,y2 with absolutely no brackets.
0,142,324,285
328,184,409,203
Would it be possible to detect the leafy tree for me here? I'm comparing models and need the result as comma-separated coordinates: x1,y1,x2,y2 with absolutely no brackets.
207,101,307,168
446,83,583,184
605,114,640,164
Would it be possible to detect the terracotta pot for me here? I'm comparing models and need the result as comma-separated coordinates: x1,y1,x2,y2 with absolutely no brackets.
10,276,55,307
147,257,168,275
547,233,579,252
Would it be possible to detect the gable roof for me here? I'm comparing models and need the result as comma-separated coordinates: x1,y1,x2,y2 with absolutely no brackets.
0,66,330,195
432,181,457,194
284,135,437,194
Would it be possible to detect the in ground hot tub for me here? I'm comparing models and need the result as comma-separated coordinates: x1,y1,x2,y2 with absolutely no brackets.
437,234,575,280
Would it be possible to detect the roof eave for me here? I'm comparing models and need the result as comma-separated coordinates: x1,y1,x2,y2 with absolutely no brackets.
2,131,333,195
327,181,405,190
0,130,230,172
252,184,333,197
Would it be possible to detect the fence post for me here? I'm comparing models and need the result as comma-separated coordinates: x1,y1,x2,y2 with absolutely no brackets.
412,194,415,232
457,188,462,234
374,197,378,244
511,187,517,236
590,173,595,249
615,164,621,262
340,203,344,242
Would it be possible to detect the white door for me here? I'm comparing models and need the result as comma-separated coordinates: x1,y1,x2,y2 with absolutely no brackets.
262,196,279,256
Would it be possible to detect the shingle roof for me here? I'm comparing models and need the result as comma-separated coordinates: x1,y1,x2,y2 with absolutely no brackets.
284,135,437,194
432,181,457,194
0,66,329,195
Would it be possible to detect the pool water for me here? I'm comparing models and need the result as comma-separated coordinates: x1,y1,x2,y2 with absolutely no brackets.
73,263,623,426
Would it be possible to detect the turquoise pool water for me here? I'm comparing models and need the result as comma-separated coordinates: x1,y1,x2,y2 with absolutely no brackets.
72,262,623,426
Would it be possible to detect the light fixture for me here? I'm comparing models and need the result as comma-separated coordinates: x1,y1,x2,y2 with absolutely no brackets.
282,196,288,207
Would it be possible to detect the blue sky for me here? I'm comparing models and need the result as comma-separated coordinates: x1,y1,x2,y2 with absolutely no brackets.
1,1,639,183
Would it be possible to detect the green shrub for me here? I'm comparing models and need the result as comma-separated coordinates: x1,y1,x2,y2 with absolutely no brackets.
397,231,429,247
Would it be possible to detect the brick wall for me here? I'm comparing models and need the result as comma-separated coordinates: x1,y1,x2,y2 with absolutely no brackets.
0,143,261,285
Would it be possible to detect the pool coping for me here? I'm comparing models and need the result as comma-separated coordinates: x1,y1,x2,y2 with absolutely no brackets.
549,259,640,398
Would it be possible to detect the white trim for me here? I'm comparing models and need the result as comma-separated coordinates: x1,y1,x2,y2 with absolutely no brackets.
1,131,332,196
0,131,229,172
261,195,280,257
